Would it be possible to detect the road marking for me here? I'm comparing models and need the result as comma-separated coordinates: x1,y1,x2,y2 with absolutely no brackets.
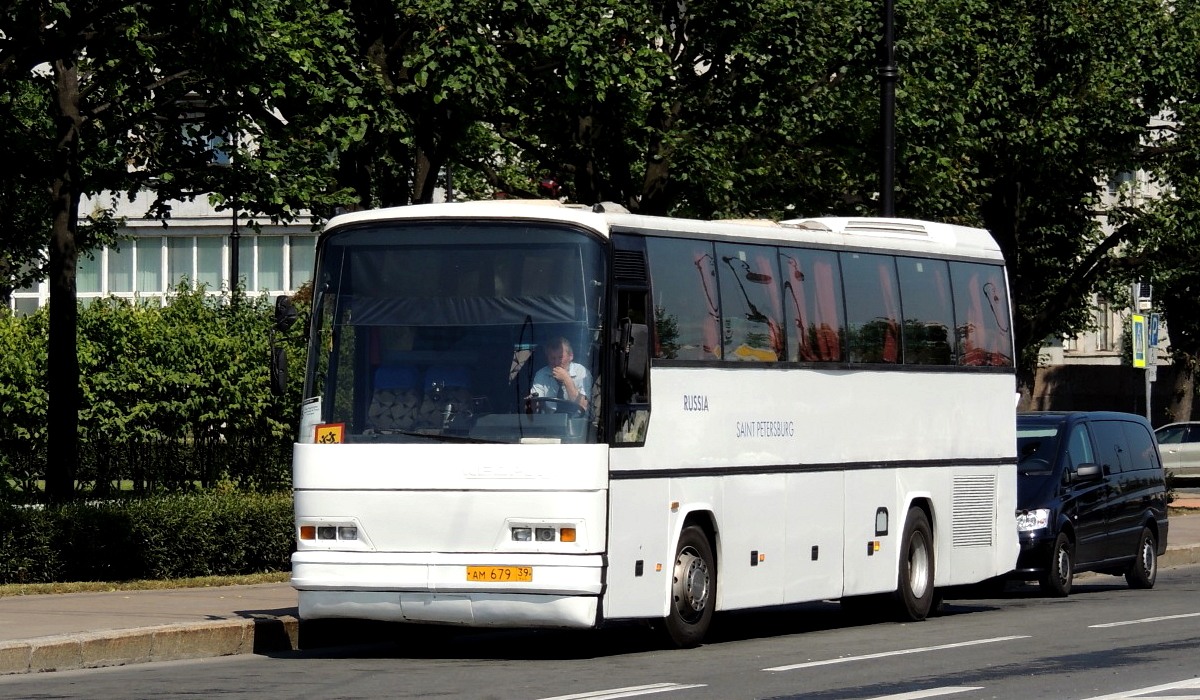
537,683,707,700
1088,611,1200,628
763,635,1029,672
1077,677,1200,699
863,688,983,700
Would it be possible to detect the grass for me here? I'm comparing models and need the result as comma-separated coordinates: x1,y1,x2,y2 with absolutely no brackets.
0,571,290,598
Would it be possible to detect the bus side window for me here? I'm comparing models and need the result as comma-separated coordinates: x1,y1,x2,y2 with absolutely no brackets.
951,261,1013,367
896,257,954,365
841,252,902,364
780,248,844,362
645,237,720,360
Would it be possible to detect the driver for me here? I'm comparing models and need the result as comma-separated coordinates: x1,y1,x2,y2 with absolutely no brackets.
530,336,591,412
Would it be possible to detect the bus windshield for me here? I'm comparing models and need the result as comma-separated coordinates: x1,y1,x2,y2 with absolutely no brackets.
305,220,607,444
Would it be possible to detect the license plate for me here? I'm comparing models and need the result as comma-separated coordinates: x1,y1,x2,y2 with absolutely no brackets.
466,566,532,582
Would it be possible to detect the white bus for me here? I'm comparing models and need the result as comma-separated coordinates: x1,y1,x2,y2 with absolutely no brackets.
281,201,1018,647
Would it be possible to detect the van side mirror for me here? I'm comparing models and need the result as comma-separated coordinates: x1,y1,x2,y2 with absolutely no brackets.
1073,463,1102,481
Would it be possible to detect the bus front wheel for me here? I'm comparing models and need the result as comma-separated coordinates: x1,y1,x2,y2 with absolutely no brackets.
663,525,716,648
895,507,935,621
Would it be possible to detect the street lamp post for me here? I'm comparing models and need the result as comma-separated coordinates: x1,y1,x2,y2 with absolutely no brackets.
229,193,240,299
879,0,897,218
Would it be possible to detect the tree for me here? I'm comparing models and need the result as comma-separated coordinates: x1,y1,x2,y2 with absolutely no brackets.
0,1,278,501
887,0,1175,388
1127,0,1200,423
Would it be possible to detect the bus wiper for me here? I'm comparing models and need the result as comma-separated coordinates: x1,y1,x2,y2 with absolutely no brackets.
362,429,498,444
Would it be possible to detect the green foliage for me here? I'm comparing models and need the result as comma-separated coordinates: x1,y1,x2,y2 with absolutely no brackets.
0,289,302,500
0,492,294,585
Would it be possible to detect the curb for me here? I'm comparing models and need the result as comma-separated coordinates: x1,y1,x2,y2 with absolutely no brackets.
0,616,300,676
1162,542,1200,568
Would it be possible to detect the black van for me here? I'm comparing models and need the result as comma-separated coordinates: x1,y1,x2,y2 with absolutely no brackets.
1014,411,1169,596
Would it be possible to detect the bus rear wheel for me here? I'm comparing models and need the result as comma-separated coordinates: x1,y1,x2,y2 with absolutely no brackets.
663,525,715,648
895,507,935,621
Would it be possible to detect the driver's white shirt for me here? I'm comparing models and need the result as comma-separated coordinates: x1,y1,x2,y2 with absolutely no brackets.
530,362,591,411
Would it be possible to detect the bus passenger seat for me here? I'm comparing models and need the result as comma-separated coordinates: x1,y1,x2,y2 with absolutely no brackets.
368,365,422,431
416,365,475,428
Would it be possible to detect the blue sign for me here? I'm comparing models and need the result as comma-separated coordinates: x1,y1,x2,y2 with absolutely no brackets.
1150,313,1160,346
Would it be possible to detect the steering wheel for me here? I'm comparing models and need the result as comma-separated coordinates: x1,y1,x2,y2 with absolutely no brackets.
528,396,585,416
1019,457,1051,471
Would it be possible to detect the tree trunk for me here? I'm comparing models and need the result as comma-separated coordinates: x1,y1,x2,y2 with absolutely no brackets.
1165,350,1196,424
46,59,83,504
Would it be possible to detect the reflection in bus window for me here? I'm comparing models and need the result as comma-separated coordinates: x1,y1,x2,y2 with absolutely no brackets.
716,243,784,362
896,257,954,365
780,248,843,362
841,252,901,364
646,237,720,360
951,261,1012,366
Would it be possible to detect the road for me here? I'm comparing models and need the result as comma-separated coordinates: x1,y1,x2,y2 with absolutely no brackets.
2,567,1197,700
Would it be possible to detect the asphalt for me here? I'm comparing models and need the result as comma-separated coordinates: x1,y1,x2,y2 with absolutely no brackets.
2,507,1199,676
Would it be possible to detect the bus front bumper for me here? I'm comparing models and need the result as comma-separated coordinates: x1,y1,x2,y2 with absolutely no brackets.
291,550,604,628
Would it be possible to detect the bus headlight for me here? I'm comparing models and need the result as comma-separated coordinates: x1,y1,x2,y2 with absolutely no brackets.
298,519,366,547
1016,508,1050,532
505,521,583,546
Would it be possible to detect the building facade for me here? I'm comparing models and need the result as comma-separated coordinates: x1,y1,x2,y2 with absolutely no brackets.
7,191,318,315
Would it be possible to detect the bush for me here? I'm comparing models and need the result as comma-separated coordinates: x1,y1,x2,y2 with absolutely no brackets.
0,491,294,584
0,286,309,500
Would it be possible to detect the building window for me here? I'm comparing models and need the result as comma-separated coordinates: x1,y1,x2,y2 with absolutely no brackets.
258,237,284,291
13,228,314,312
290,235,316,289
109,242,134,293
1096,300,1112,351
137,238,163,294
1107,171,1136,197
77,253,102,293
196,237,223,290
168,237,192,286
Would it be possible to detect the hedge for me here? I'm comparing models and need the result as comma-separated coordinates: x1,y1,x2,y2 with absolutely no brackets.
0,491,294,584
0,284,308,501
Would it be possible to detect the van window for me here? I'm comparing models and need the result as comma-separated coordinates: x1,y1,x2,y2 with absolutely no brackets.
1122,421,1160,472
1091,420,1130,474
1065,424,1095,471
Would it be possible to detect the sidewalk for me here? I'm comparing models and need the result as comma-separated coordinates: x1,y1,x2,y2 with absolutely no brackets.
3,510,1199,676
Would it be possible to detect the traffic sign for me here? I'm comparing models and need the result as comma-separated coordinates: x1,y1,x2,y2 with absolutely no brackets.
1132,314,1146,368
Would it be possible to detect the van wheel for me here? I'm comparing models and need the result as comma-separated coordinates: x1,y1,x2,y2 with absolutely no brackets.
895,507,935,621
1125,526,1158,589
662,525,715,648
1039,532,1073,597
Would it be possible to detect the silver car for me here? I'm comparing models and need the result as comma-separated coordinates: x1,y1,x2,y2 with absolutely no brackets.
1154,422,1200,477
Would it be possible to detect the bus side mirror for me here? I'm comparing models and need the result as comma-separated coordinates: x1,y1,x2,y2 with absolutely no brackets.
620,319,649,383
269,345,288,397
269,295,298,396
274,295,299,332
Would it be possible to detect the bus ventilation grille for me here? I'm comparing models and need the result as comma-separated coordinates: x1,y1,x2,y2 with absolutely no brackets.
613,250,648,282
844,220,929,236
951,474,996,548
